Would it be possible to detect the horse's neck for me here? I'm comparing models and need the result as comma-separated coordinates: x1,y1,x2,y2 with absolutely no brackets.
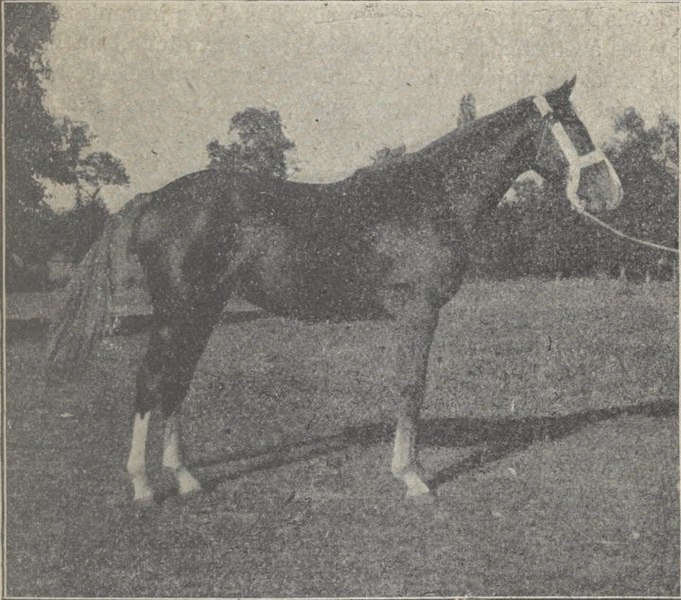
423,107,535,229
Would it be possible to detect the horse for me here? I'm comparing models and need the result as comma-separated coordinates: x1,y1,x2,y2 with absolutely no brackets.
46,77,622,502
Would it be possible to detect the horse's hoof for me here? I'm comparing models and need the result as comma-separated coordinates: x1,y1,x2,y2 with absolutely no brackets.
177,470,203,496
131,494,157,516
133,491,156,504
178,486,203,501
131,484,155,505
402,471,432,498
406,489,436,504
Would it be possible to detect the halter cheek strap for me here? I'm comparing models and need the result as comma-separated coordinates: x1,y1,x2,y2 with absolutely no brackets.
532,95,621,211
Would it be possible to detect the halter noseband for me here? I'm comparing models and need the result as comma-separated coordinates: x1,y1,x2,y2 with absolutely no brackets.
532,95,619,211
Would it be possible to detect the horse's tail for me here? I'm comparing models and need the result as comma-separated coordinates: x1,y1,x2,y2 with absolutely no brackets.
45,194,150,384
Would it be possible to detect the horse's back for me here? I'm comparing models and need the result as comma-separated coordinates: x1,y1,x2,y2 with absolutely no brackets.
125,167,465,320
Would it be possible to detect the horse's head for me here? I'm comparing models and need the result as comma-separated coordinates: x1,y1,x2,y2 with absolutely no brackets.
531,76,622,213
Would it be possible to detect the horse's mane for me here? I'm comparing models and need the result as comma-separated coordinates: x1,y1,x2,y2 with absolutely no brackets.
346,97,532,183
413,97,531,161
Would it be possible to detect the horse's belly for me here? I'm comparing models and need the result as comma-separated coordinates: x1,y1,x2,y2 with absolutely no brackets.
236,265,387,322
233,223,386,321
233,221,300,314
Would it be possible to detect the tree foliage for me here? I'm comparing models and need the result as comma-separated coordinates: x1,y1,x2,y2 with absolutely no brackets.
5,3,63,264
5,3,129,287
603,108,679,278
53,199,110,264
207,108,296,179
371,144,406,167
74,151,130,204
474,179,594,279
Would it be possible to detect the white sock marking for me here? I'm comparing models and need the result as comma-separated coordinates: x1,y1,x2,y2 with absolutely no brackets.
127,412,153,501
162,413,202,495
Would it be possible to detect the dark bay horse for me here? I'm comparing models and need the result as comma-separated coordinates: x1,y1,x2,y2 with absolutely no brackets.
46,77,622,501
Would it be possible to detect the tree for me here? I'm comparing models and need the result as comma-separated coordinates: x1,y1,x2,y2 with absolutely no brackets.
207,108,296,179
523,182,598,278
603,108,678,279
5,3,63,265
457,92,477,127
54,198,110,264
56,151,129,263
371,144,406,167
5,3,129,287
75,151,129,205
478,179,602,280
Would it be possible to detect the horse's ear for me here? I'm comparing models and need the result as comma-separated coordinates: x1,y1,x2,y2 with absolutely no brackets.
546,75,577,106
563,75,577,96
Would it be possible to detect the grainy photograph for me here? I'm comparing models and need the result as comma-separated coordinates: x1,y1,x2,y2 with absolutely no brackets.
4,1,679,597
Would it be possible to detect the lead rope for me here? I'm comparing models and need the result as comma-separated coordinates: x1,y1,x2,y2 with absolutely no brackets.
574,207,679,255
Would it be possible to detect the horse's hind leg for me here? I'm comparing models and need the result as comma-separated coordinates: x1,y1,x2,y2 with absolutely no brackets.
127,297,225,501
162,411,200,495
127,411,153,502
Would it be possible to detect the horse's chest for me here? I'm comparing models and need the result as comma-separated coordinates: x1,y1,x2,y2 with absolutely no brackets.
372,222,463,281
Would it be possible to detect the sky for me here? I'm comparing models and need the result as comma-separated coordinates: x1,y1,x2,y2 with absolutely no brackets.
42,1,679,212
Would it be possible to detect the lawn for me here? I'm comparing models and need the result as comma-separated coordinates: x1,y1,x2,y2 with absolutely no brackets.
5,278,679,597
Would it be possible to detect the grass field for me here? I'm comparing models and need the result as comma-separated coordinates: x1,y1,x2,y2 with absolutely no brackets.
5,278,679,597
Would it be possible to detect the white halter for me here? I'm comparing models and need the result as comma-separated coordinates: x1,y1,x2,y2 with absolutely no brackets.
532,95,621,211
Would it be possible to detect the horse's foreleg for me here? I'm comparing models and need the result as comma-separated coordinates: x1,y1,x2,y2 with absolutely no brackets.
390,304,439,498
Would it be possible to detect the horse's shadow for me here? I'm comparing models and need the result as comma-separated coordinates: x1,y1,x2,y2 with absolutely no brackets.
192,398,676,496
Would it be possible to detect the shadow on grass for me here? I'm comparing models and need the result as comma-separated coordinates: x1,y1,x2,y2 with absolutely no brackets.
6,318,50,342
6,310,264,342
192,398,677,496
